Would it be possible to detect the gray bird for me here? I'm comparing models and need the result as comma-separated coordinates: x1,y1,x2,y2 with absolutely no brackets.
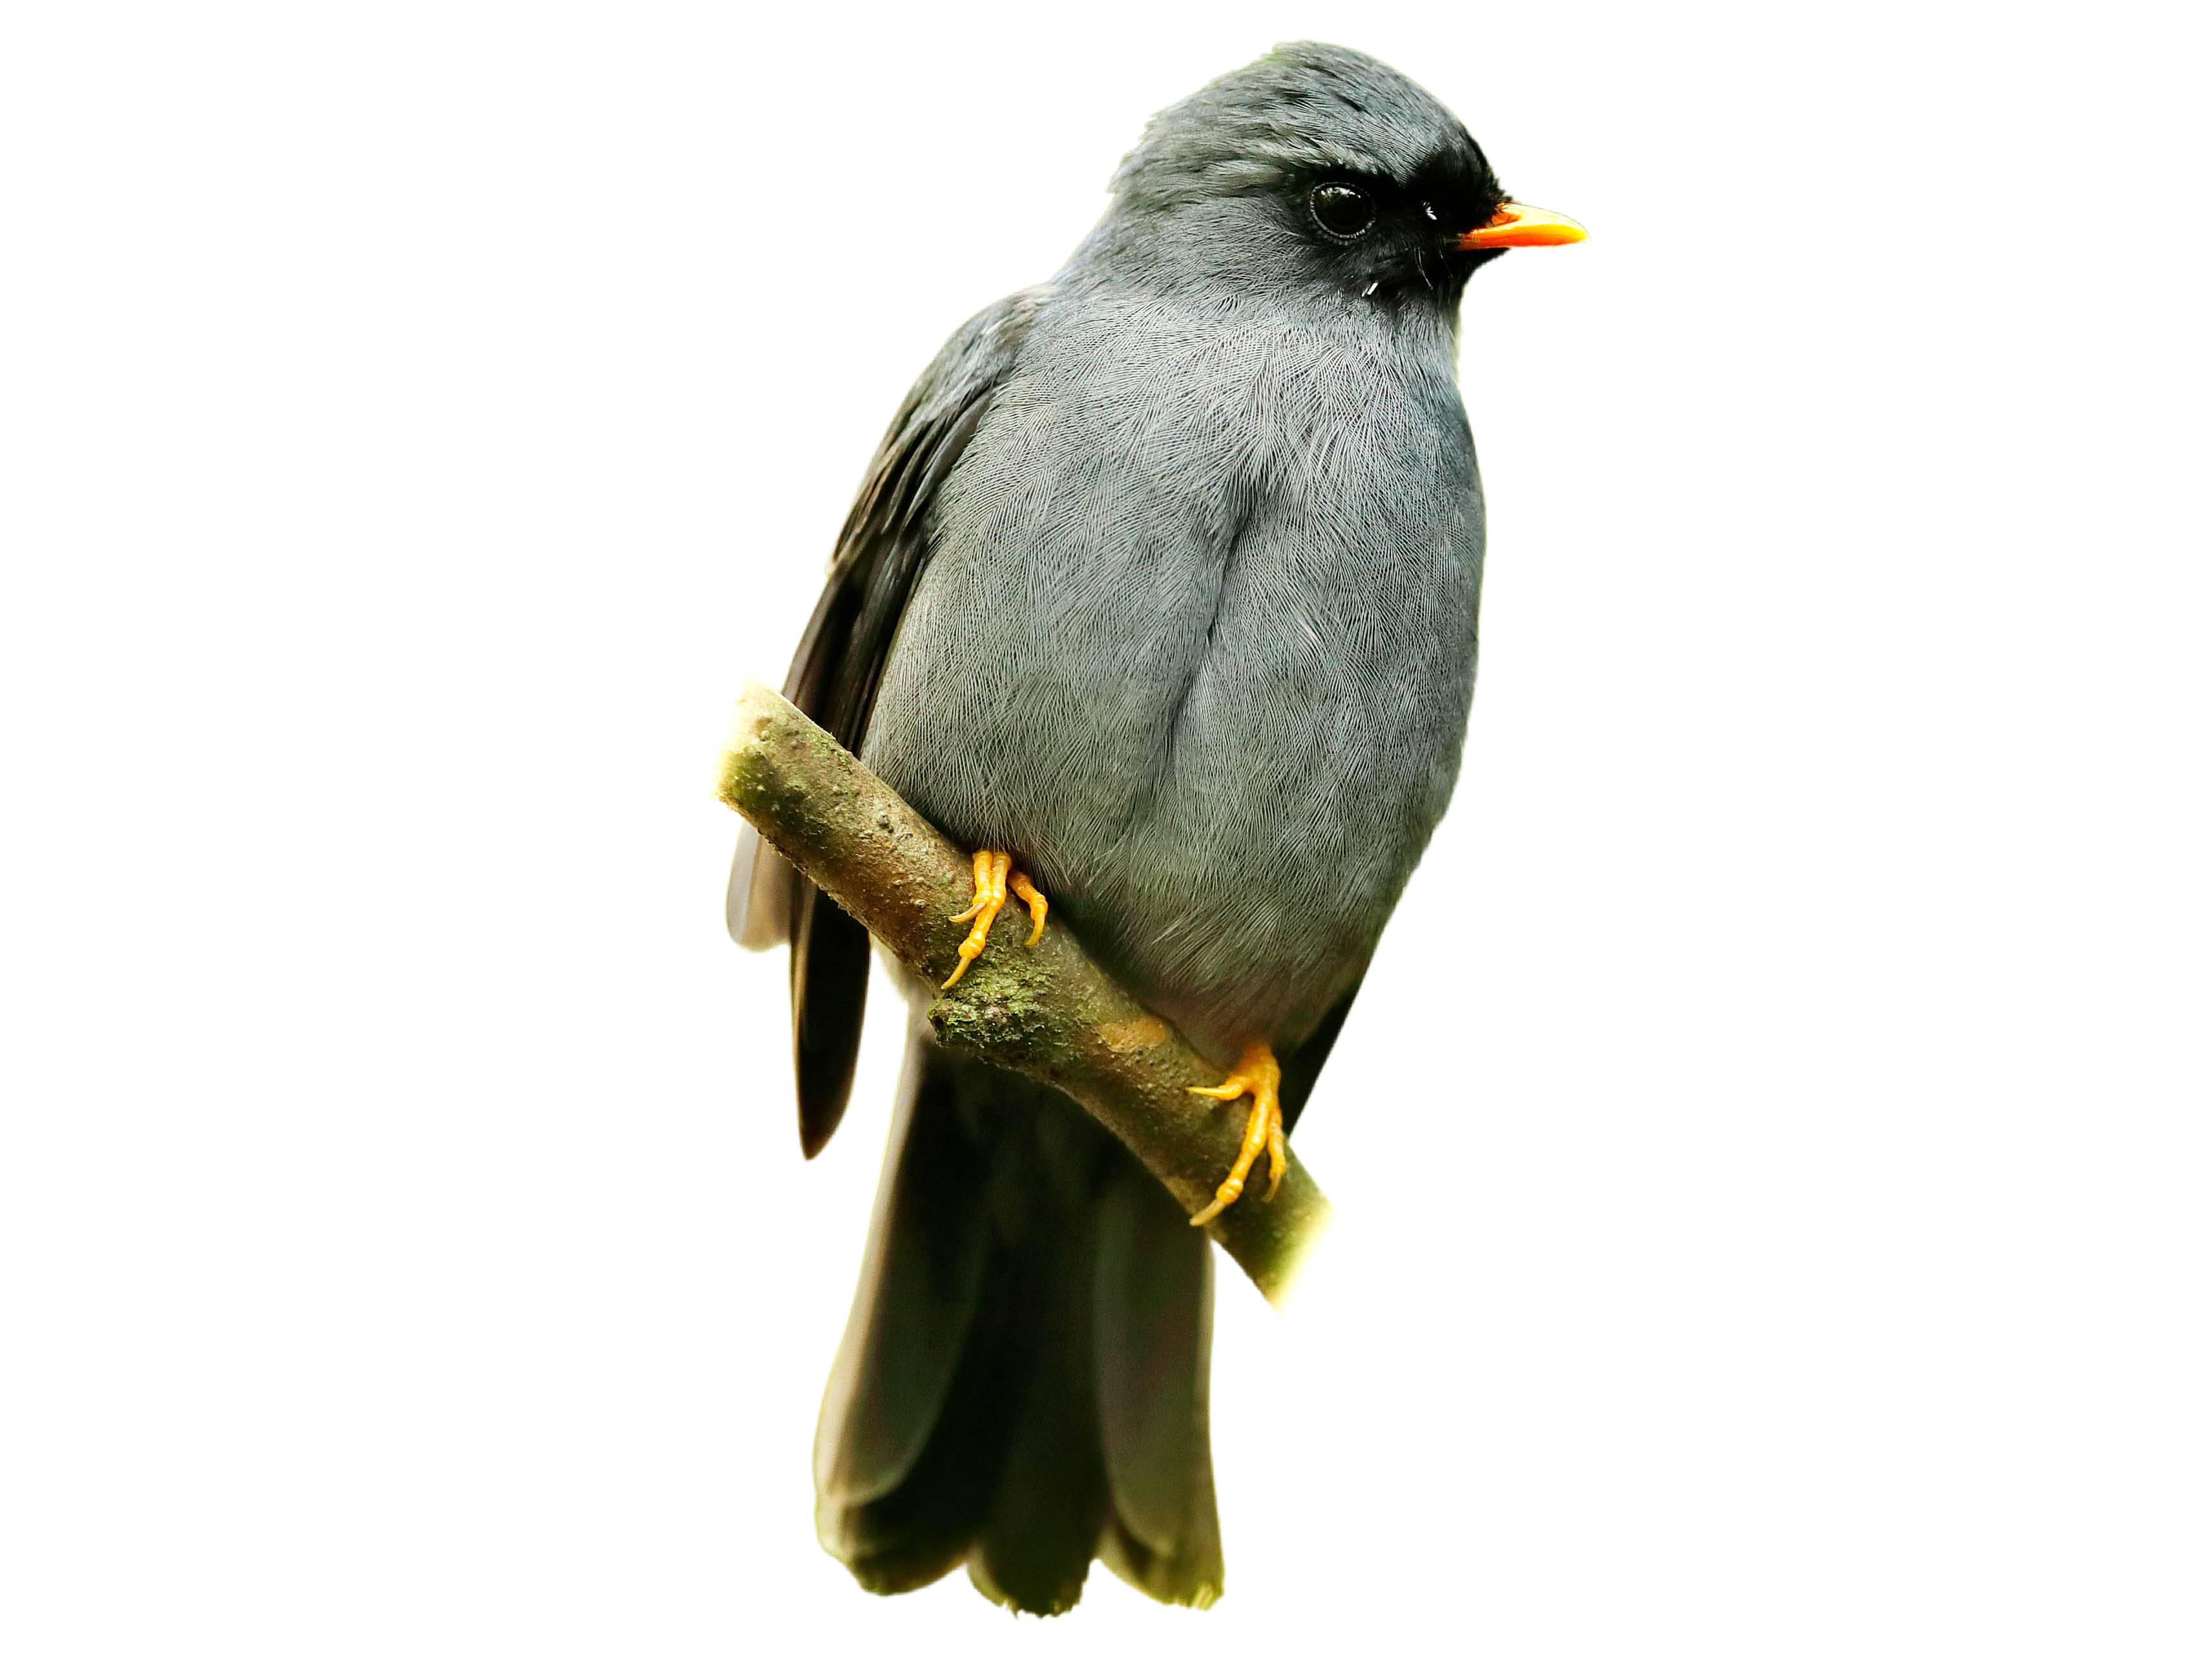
729,42,1582,1614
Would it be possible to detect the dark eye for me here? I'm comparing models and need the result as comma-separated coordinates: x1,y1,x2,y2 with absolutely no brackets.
1308,182,1375,240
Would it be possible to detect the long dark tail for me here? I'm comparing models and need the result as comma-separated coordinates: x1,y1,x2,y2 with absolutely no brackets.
813,1024,1223,1614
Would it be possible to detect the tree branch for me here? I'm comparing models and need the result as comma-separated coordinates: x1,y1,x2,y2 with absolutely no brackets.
716,680,1330,1303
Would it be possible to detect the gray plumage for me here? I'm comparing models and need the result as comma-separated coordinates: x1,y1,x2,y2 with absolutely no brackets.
862,247,1479,1058
733,43,1532,1614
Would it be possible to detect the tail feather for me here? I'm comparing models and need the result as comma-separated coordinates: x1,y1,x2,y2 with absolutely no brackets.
967,1213,1110,1614
814,1027,1223,1614
1094,1169,1223,1606
831,1277,1018,1594
814,1048,992,1514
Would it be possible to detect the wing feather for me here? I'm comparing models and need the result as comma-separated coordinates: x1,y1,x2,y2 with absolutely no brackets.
729,289,1046,1155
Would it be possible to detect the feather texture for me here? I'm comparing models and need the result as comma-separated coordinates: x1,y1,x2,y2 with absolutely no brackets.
815,1030,1224,1614
727,289,1045,1153
741,42,1507,1613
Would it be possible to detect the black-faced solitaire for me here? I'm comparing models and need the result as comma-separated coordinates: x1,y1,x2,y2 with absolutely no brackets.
728,41,1583,1614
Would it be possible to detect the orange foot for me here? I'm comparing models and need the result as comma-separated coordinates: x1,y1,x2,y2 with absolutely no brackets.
941,848,1049,989
1187,1041,1284,1227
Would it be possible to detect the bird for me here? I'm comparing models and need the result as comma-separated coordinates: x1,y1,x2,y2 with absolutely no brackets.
727,41,1583,1615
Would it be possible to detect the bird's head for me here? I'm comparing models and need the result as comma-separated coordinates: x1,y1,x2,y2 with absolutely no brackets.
1101,43,1582,308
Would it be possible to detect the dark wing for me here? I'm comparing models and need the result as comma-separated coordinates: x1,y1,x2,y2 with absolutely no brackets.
729,287,1045,1157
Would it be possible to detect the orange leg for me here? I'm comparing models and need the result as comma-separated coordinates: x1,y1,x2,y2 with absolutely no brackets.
1187,1041,1284,1226
941,849,1049,988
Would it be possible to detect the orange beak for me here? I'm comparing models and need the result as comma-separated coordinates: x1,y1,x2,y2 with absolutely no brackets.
1457,201,1587,251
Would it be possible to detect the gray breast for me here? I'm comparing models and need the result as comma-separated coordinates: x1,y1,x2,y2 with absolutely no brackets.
862,279,1483,1059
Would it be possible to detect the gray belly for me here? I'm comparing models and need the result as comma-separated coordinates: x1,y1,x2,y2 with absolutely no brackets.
863,309,1483,1060
1059,499,1480,1056
868,524,1480,1058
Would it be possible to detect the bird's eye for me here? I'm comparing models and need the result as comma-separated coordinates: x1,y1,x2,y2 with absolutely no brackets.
1309,182,1375,241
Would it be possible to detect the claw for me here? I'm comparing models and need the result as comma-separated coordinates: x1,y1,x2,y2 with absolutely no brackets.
1009,870,1048,946
1187,1042,1284,1226
941,849,1047,988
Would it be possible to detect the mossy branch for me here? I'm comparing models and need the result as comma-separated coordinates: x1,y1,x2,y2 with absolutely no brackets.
717,680,1330,1304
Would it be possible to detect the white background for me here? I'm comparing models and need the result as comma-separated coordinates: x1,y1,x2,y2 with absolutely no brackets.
4,2,2206,1653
